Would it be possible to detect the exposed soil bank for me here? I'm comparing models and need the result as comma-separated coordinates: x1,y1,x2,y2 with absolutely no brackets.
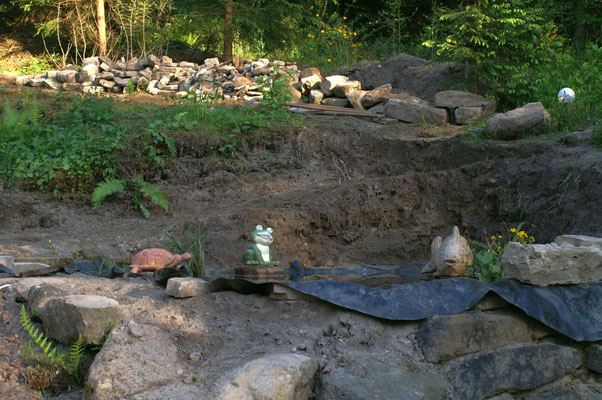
0,116,600,270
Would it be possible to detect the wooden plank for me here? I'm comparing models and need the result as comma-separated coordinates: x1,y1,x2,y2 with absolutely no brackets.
285,102,376,117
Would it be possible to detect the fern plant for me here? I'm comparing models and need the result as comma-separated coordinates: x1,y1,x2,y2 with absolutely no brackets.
20,305,86,375
91,176,168,218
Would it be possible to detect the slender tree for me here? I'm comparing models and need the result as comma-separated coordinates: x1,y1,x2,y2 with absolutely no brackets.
97,0,107,56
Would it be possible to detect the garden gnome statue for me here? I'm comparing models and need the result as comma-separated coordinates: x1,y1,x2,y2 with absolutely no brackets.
421,226,473,277
243,225,279,266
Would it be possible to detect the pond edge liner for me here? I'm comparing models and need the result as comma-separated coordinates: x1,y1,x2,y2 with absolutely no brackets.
210,277,602,342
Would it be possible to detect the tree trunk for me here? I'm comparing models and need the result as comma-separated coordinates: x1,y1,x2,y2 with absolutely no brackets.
97,0,107,56
223,1,233,62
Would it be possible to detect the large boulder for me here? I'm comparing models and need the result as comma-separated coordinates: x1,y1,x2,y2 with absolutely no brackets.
79,64,99,82
501,234,602,286
485,102,550,140
40,295,122,344
218,353,318,400
88,322,179,400
418,309,551,363
318,354,450,399
444,343,581,400
435,90,497,114
384,98,448,125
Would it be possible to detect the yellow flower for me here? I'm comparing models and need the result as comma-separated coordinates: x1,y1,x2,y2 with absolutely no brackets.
48,240,52,243
315,13,319,17
497,234,502,238
320,29,325,33
17,122,22,126
353,32,357,36
343,16,347,20
510,228,517,233
518,231,527,237
351,43,356,47
490,235,496,240
307,33,313,38
530,236,535,242
328,58,332,62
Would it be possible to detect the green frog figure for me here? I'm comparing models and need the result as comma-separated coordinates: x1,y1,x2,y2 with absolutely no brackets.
243,225,279,266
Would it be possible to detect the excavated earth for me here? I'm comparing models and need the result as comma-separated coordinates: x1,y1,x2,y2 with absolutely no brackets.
1,111,602,399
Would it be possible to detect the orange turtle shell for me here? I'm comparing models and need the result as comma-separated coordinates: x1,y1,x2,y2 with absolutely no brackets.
129,248,191,273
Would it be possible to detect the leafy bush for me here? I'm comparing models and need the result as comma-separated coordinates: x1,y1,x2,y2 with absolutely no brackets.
92,176,168,218
468,224,535,281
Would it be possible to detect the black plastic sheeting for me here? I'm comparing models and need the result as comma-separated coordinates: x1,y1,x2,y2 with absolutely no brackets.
64,261,129,278
212,263,602,342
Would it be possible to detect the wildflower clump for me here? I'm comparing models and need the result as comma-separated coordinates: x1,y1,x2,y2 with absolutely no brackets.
468,225,535,282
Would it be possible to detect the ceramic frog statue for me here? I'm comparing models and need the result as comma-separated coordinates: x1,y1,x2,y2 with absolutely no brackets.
243,225,279,266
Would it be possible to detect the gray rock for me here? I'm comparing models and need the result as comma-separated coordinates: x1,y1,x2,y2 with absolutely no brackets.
147,54,160,68
455,106,483,125
300,67,321,79
165,278,211,298
347,90,368,110
99,62,112,72
56,70,78,83
156,75,170,90
218,353,318,400
88,322,179,400
114,77,131,87
333,80,362,98
435,90,497,114
98,78,115,89
0,255,14,270
501,235,602,286
42,78,61,90
360,84,392,108
79,64,99,82
301,74,322,93
160,55,173,64
217,65,237,74
584,343,602,373
82,57,100,66
485,102,550,140
443,343,581,400
16,75,33,86
321,98,350,107
385,98,448,125
27,284,71,315
63,83,83,92
40,295,122,344
319,355,450,400
204,57,220,69
319,75,349,97
384,92,428,105
418,309,551,363
309,89,324,104
11,262,60,277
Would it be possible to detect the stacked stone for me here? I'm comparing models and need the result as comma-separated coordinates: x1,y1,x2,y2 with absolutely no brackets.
15,55,299,101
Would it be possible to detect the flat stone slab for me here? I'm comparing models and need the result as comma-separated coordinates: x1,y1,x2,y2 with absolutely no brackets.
443,343,581,400
384,98,448,125
11,262,60,277
165,277,211,298
418,309,551,363
502,234,602,286
234,265,287,280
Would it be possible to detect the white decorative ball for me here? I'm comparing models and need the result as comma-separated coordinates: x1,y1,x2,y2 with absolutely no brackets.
557,87,575,103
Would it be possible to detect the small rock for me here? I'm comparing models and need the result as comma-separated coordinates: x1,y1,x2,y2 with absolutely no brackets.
309,89,324,104
11,262,59,277
583,343,602,372
360,84,392,108
333,81,362,98
165,277,211,298
321,98,350,108
300,67,322,80
189,352,202,362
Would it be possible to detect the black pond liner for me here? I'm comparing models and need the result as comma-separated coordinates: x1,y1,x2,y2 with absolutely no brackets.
211,262,602,342
64,261,130,278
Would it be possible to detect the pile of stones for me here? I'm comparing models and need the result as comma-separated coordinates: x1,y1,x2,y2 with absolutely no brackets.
15,55,300,102
16,54,554,134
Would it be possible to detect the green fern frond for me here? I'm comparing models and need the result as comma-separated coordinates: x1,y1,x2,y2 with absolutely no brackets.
24,97,42,125
133,177,169,212
20,305,64,366
1,103,19,131
64,334,86,375
164,134,176,157
132,195,151,218
91,177,126,209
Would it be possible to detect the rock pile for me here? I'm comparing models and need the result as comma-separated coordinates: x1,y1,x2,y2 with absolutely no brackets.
16,54,501,126
16,55,300,102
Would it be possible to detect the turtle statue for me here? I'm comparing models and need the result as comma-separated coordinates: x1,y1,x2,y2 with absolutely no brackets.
243,225,279,266
128,248,192,274
421,226,473,277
